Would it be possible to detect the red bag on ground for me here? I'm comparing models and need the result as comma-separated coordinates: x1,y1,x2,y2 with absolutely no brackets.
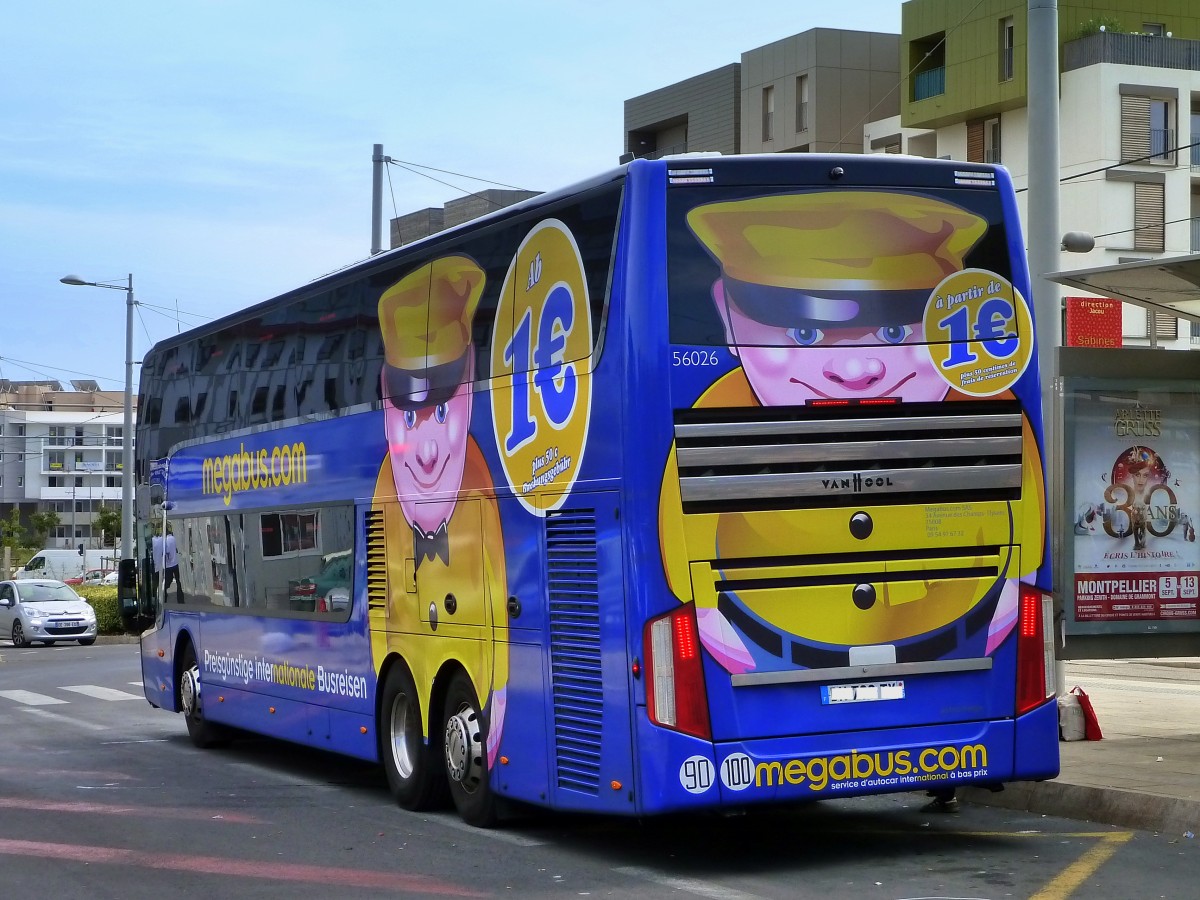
1071,686,1103,740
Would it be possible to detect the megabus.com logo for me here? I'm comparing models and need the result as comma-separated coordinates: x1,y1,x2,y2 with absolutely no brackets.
201,442,308,506
721,743,988,793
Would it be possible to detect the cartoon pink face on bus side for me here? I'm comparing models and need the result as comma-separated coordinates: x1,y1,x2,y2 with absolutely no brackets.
383,371,474,539
713,279,949,404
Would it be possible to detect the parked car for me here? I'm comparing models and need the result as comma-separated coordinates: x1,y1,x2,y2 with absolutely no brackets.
287,550,352,612
0,579,98,647
66,568,118,587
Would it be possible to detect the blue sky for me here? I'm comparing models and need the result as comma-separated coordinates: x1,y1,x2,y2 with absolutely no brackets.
1,1,903,393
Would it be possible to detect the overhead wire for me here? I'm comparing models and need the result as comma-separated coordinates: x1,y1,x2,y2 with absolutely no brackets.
384,158,535,211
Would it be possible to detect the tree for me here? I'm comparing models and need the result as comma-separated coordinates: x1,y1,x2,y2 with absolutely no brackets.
28,510,60,548
0,507,24,550
92,505,121,546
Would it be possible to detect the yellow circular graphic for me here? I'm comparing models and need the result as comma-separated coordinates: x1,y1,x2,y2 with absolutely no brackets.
490,219,593,515
924,268,1033,397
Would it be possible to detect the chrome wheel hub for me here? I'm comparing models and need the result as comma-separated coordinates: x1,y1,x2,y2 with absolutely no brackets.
389,694,416,779
181,664,201,717
444,705,483,789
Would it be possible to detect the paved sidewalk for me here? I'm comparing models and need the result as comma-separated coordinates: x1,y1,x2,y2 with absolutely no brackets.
962,658,1200,836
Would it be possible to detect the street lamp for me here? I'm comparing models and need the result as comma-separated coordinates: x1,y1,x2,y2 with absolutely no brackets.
59,273,136,564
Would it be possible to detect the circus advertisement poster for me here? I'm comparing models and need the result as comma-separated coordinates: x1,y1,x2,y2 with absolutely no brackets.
1072,396,1200,622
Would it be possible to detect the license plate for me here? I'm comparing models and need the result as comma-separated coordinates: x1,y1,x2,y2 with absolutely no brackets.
821,681,905,705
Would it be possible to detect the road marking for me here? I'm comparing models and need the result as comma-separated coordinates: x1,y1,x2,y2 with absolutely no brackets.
1029,831,1134,900
20,707,109,731
62,685,145,701
0,839,485,895
0,797,263,824
614,866,769,900
0,689,68,706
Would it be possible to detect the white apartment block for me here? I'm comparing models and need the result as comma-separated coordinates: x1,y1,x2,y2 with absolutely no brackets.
0,380,135,549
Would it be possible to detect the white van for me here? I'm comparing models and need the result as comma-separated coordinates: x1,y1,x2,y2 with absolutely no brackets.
13,549,117,582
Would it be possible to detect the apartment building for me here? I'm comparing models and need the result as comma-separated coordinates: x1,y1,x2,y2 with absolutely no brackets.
877,0,1200,348
622,29,900,162
0,380,135,549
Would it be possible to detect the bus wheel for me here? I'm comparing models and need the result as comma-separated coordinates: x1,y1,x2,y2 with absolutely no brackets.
380,664,444,810
179,644,229,749
442,671,496,827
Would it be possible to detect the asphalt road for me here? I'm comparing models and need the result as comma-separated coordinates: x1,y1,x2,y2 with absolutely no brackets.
1,641,1196,899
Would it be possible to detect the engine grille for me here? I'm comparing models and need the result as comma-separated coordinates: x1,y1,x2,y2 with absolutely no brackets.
674,399,1024,513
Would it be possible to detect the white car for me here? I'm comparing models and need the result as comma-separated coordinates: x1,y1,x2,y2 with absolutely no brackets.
76,568,118,586
0,579,98,647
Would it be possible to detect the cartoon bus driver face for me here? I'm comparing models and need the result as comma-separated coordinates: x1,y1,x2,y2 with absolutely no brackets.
687,191,988,405
379,257,483,551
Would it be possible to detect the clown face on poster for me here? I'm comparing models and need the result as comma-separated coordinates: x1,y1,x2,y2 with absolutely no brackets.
1072,396,1200,622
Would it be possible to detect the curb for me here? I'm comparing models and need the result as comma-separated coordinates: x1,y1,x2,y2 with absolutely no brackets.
961,782,1200,836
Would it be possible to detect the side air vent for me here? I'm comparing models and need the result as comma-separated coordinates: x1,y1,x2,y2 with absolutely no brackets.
547,508,603,795
674,399,1024,513
365,508,387,611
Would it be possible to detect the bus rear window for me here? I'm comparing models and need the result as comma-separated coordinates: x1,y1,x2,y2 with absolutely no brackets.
667,186,1013,349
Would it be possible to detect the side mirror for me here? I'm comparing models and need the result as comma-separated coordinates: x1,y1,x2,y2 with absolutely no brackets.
0,597,12,608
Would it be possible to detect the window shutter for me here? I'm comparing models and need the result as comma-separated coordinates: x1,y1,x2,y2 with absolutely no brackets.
1133,181,1165,251
966,120,984,162
1146,309,1179,340
1121,96,1151,162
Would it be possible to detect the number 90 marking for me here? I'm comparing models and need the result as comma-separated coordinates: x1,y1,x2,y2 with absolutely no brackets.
679,755,715,794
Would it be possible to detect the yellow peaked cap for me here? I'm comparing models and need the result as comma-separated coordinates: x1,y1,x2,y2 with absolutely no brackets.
378,255,485,371
687,191,988,292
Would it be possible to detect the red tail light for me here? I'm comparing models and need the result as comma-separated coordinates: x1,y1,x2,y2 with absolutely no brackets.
644,605,710,739
1016,584,1055,715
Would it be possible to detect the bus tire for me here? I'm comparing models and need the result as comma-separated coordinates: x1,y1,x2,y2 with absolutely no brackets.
442,670,496,827
380,664,445,810
179,643,230,749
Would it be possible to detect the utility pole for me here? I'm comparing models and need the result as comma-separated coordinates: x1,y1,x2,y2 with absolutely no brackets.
371,143,385,255
1027,0,1065,692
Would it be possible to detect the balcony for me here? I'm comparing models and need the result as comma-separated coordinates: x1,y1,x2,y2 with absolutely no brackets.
914,66,945,101
1192,219,1200,253
1063,31,1200,73
1192,136,1200,172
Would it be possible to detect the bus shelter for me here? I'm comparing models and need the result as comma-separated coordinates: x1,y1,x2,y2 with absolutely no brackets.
1050,254,1200,658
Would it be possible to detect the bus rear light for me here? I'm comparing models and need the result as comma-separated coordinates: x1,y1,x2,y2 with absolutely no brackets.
1015,584,1055,715
644,605,711,740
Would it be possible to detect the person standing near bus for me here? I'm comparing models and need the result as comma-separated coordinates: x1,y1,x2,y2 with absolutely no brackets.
150,526,183,604
372,255,509,768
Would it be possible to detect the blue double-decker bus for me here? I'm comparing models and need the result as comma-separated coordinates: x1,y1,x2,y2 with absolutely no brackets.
136,153,1059,826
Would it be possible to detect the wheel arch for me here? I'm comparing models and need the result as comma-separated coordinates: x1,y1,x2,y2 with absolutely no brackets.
172,628,200,712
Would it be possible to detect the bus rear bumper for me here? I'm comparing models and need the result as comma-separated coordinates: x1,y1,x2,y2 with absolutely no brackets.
633,700,1060,814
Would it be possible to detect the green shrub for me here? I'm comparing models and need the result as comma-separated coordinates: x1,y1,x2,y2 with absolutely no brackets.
1076,17,1124,39
76,586,126,635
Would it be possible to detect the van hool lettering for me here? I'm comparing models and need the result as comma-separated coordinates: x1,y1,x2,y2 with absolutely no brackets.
201,441,308,506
